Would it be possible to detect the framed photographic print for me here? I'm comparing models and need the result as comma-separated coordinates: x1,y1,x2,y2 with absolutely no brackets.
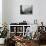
20,5,33,14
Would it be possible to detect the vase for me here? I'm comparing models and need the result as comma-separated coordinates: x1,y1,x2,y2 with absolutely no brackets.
0,38,5,44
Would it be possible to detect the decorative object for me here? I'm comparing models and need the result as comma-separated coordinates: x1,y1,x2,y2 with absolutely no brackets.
26,27,32,40
20,5,33,14
0,23,9,38
0,38,5,44
34,19,37,24
0,22,9,44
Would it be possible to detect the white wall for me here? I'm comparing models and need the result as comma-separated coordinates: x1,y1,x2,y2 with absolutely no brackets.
9,0,36,24
2,0,8,24
2,0,46,26
0,0,2,27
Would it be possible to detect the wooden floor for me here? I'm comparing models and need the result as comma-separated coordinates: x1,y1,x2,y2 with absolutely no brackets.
40,45,46,46
0,45,46,46
0,44,4,46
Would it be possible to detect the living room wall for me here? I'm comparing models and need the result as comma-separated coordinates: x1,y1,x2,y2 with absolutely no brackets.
2,0,46,26
0,0,2,27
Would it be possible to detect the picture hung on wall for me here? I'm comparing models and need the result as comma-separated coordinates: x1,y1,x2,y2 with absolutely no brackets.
20,5,33,14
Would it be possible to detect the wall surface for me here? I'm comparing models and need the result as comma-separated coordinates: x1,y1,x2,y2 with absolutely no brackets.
2,0,8,24
2,0,46,26
0,0,2,27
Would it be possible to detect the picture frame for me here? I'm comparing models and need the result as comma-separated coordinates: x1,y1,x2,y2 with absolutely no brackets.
20,5,33,14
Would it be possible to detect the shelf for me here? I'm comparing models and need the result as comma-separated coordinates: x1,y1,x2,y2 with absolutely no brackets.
16,32,23,33
10,32,15,33
9,25,31,36
9,25,31,26
10,32,23,33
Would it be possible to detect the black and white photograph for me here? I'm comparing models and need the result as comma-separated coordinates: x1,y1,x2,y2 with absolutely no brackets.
20,5,33,14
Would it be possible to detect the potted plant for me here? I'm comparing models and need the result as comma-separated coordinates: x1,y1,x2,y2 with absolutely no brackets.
0,23,9,44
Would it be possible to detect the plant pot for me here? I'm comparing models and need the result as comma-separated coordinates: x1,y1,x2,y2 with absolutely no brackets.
0,38,5,44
